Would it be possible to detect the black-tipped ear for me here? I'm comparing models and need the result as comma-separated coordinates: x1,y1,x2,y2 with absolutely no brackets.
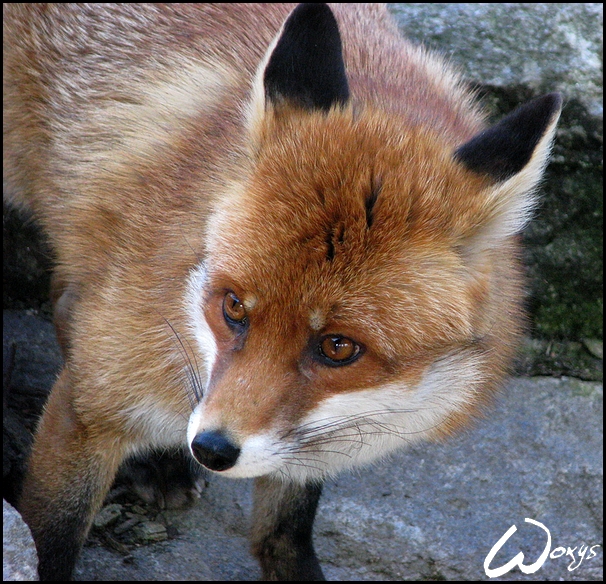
454,93,563,182
263,3,349,112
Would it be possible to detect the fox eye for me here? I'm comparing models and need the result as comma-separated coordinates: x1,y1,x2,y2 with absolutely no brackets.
318,335,361,366
223,292,247,327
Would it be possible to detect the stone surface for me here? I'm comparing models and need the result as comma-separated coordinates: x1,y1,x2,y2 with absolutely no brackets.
3,500,38,581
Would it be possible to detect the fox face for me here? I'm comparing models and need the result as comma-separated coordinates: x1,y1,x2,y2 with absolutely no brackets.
185,4,561,482
187,112,491,480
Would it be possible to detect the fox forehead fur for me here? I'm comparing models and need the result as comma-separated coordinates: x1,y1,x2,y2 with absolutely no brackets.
209,106,492,347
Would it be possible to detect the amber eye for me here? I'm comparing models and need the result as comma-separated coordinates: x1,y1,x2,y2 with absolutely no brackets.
318,335,361,366
223,292,247,327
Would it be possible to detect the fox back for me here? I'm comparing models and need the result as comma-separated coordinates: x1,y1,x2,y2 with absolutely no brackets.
4,3,561,580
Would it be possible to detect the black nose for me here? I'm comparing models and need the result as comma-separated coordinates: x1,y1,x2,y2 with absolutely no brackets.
190,430,241,472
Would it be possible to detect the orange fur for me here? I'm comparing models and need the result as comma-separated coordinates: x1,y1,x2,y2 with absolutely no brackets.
4,3,560,580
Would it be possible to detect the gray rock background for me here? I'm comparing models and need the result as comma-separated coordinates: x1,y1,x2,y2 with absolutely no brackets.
3,500,38,581
390,3,602,113
3,2,603,581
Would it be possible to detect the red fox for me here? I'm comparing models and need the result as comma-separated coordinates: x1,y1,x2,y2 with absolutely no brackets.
4,3,561,580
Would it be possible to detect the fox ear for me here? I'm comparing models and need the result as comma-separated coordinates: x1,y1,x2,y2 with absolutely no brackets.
248,2,349,131
455,93,562,243
455,93,562,183
263,3,349,111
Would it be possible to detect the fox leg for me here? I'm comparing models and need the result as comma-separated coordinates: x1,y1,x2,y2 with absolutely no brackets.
19,367,127,581
251,476,325,581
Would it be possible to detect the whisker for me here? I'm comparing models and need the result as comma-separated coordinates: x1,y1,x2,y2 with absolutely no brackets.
289,408,416,443
159,316,205,409
178,224,203,264
293,407,418,434
282,406,452,471
279,456,330,474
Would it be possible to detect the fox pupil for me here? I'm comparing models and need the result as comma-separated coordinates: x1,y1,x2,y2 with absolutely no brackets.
223,292,246,325
319,335,359,364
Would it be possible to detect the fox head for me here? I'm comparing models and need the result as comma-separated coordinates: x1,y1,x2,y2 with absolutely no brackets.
186,4,561,481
